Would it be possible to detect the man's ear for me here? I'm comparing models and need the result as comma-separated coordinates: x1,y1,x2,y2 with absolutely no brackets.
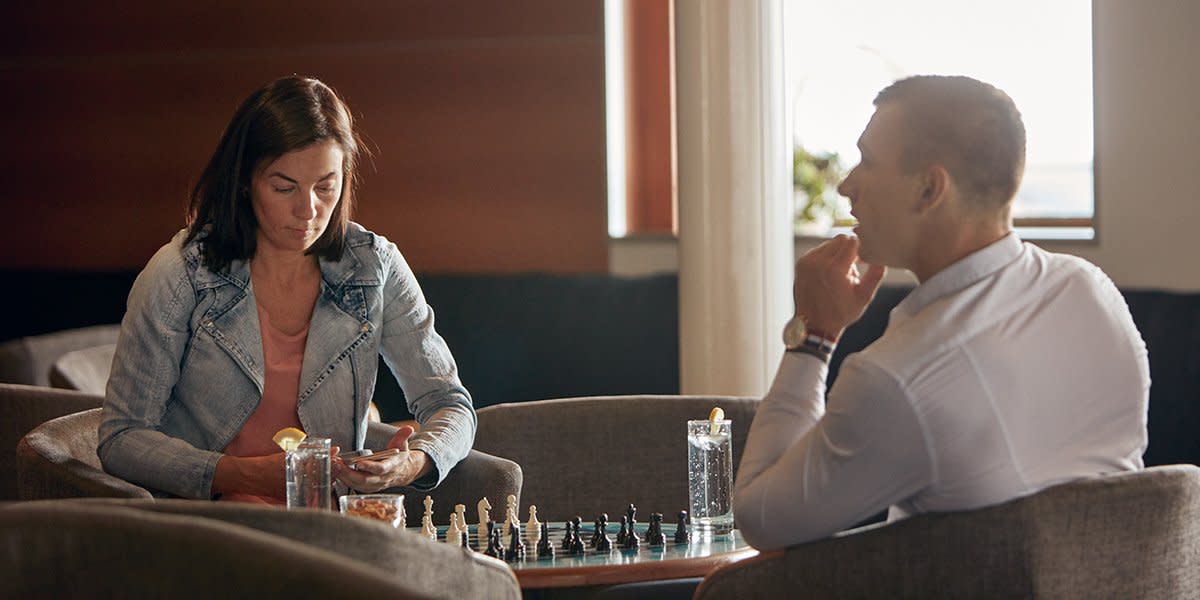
915,164,950,214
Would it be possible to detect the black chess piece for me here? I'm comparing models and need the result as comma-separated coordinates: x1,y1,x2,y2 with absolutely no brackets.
675,510,690,544
537,522,555,559
648,513,667,546
625,504,641,548
484,524,504,558
563,517,578,551
461,529,472,550
595,514,612,552
505,521,526,561
590,513,608,548
570,520,586,555
616,515,629,546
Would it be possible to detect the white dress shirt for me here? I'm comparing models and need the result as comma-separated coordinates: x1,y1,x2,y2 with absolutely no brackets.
733,233,1150,550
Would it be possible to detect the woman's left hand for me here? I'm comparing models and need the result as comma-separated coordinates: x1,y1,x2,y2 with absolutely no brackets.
333,425,434,492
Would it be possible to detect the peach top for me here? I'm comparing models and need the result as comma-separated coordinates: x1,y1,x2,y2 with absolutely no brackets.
219,301,308,504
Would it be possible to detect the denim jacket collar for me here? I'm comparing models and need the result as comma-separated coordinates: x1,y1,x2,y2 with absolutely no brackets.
184,226,383,403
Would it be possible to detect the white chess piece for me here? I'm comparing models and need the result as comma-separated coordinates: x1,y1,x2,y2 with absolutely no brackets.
444,513,461,544
526,505,541,547
455,503,468,543
421,513,437,541
502,494,517,541
423,495,434,520
477,497,492,549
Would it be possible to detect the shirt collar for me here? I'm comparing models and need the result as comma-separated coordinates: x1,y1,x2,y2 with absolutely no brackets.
892,232,1024,320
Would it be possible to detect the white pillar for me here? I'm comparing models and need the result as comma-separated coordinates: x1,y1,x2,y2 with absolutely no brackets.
675,0,792,397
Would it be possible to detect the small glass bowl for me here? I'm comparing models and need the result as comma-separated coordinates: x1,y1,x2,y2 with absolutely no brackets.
339,494,406,528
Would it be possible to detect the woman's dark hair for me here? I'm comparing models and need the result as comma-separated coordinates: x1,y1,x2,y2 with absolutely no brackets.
185,76,365,272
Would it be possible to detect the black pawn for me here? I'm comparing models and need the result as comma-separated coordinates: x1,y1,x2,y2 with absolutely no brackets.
616,515,629,546
590,513,607,548
648,513,667,547
485,524,504,558
461,529,471,550
563,517,578,551
505,521,526,561
570,520,586,555
595,514,612,552
536,522,555,559
625,504,641,548
674,510,690,544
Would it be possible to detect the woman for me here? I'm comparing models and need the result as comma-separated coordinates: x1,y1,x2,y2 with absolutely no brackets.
98,76,475,502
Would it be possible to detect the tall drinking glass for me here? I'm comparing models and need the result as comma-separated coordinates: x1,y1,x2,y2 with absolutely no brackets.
286,437,331,510
687,419,734,536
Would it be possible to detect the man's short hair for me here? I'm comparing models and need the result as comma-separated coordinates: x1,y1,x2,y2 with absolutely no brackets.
874,75,1026,210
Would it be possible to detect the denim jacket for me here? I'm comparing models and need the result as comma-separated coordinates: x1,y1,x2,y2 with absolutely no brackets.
98,223,476,499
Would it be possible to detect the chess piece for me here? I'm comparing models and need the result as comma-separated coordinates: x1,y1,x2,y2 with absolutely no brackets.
455,503,468,543
562,517,576,551
595,514,612,552
504,521,526,562
477,497,493,550
590,513,608,548
648,513,667,546
616,515,628,546
675,510,690,544
569,519,585,555
423,495,434,520
624,504,640,549
484,523,504,558
461,529,472,550
502,494,517,541
526,505,541,548
421,513,437,541
536,522,555,559
444,513,461,544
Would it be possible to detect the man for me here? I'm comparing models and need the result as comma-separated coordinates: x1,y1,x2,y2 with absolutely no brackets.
733,75,1149,550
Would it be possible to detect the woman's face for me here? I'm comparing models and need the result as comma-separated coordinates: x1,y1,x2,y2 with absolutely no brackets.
250,140,344,255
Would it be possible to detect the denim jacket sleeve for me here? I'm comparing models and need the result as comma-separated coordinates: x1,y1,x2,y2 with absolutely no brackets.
97,234,224,499
373,236,476,488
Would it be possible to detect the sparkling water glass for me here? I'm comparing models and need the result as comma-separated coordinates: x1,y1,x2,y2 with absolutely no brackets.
687,419,734,536
286,437,331,510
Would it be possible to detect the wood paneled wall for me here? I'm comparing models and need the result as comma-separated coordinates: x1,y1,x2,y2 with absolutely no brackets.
0,1,608,273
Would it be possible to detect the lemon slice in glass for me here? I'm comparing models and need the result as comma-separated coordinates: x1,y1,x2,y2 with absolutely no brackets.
708,406,725,434
272,427,307,451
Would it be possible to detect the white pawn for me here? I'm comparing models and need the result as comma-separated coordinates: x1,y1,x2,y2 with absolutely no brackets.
444,513,462,544
455,503,468,543
421,512,437,541
525,505,541,548
477,497,492,550
502,494,517,541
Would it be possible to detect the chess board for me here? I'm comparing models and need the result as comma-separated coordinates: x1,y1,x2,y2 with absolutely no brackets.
406,521,755,589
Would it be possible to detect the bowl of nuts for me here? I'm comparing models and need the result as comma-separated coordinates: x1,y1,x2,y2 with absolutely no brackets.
339,494,405,528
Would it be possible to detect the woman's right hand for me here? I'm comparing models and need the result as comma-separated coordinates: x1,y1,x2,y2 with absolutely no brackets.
212,452,287,499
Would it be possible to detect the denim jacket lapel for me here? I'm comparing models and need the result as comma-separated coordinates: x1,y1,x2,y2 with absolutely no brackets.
193,257,265,395
297,244,379,403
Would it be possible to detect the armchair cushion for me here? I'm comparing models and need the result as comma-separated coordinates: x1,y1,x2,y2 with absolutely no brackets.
696,465,1200,599
0,383,103,500
16,407,152,500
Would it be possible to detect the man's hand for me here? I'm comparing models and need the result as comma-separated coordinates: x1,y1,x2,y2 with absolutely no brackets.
333,425,433,493
792,235,886,340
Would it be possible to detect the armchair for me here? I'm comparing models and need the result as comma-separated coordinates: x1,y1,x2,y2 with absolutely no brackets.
0,383,103,500
695,465,1200,599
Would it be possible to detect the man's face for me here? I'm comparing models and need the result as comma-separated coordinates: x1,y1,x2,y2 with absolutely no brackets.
836,103,924,268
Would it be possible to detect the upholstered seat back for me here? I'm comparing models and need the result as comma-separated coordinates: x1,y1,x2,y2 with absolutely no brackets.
1,500,520,599
473,395,758,522
0,383,103,500
16,407,152,500
48,343,115,395
696,465,1200,599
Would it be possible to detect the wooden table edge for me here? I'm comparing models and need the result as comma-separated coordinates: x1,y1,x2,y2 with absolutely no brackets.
514,547,760,589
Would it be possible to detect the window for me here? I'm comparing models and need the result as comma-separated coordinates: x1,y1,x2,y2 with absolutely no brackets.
785,0,1094,239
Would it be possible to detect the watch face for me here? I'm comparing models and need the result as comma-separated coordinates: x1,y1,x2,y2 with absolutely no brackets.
782,317,808,348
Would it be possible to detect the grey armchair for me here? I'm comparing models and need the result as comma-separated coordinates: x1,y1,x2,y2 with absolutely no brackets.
16,408,522,517
16,407,151,500
0,383,103,500
0,324,119,387
1,499,520,599
48,343,115,395
473,395,758,522
695,465,1200,599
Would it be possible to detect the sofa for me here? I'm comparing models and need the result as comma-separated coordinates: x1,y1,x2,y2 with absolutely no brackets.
1,269,1196,468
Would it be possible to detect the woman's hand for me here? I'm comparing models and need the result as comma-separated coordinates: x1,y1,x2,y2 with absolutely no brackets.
212,452,287,499
333,425,434,493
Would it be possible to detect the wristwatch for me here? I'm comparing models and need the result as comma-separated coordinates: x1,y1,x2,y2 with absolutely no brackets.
782,316,837,360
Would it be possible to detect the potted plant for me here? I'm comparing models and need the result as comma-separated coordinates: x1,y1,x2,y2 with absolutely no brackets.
793,146,845,236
